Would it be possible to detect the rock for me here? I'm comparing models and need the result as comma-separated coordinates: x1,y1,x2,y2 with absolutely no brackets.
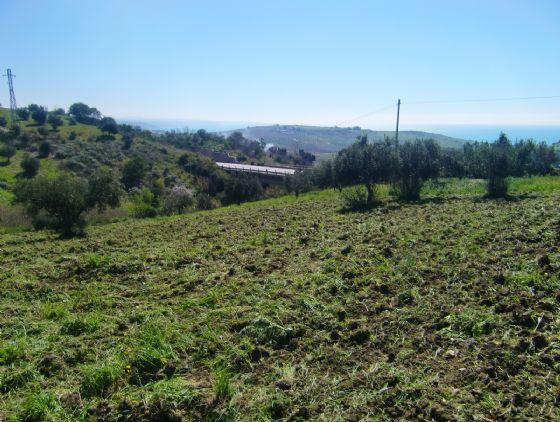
537,254,550,268
341,244,353,255
249,347,270,362
348,329,370,344
493,272,506,285
330,330,341,341
377,284,391,295
275,380,292,390
532,333,549,350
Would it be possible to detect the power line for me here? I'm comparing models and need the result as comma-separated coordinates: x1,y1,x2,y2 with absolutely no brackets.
337,103,396,126
404,94,560,105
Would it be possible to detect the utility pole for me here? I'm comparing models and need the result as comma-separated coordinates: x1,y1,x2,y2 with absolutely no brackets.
395,98,401,144
3,69,17,128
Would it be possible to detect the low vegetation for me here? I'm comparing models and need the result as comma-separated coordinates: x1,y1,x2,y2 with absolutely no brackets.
1,177,560,419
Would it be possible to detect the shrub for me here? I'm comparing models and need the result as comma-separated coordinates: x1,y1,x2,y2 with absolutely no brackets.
0,144,16,163
341,185,370,210
37,126,49,136
16,107,30,121
47,113,63,131
20,155,40,178
196,192,218,210
38,140,51,158
0,116,6,127
31,106,48,125
122,156,147,190
131,188,158,218
163,185,194,215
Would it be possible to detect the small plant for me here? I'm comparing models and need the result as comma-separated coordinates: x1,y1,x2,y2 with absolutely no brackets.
214,370,233,401
0,364,37,393
41,302,68,320
20,390,60,421
60,314,100,336
0,339,26,365
81,359,124,397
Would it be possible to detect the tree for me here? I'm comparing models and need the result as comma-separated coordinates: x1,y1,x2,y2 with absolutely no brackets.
68,103,101,124
333,135,395,205
122,133,133,150
20,155,40,178
16,107,30,121
0,144,16,163
485,133,511,198
31,106,48,125
99,117,118,134
14,171,123,237
38,141,51,158
393,139,440,200
224,174,263,205
47,113,63,131
86,167,122,211
122,156,147,190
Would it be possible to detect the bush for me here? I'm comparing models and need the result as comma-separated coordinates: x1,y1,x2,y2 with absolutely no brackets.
31,107,48,125
122,156,147,190
340,185,371,210
16,107,30,121
163,185,194,215
37,126,49,137
20,155,40,178
47,113,63,131
131,188,158,218
196,192,218,210
486,176,509,198
38,141,51,158
0,116,6,127
0,144,16,163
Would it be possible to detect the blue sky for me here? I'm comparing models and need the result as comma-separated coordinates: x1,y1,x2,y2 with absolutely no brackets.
1,0,559,129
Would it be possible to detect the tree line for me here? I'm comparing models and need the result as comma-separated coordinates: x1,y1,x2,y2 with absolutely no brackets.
286,133,558,208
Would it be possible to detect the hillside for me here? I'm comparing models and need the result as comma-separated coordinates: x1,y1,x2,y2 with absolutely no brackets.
222,125,467,154
1,178,559,420
0,106,308,222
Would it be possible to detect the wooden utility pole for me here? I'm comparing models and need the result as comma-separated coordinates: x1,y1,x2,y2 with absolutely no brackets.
395,98,401,144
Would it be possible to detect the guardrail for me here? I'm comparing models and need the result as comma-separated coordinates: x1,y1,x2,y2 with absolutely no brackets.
215,162,296,176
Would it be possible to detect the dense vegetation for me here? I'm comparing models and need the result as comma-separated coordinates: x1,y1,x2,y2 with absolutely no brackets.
1,177,560,420
289,133,558,208
0,105,314,235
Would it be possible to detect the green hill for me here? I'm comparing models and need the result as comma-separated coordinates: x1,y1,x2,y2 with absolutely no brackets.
1,178,559,420
222,125,467,154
